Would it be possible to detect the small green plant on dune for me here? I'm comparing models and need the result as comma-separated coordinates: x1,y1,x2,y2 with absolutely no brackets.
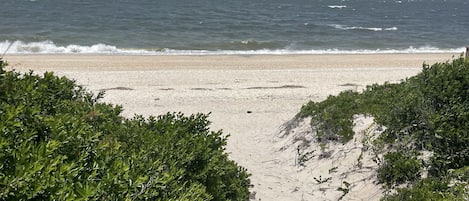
329,166,338,174
337,181,350,200
0,60,251,200
297,150,315,166
299,57,469,199
313,175,332,184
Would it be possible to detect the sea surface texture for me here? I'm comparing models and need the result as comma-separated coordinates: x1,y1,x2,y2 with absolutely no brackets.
1,0,468,54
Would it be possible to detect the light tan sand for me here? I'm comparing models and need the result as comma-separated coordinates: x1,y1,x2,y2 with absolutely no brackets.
5,53,456,70
4,53,458,200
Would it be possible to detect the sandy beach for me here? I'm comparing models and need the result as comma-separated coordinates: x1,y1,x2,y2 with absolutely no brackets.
4,53,458,200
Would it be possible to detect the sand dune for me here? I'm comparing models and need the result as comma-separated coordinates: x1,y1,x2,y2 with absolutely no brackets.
5,53,457,200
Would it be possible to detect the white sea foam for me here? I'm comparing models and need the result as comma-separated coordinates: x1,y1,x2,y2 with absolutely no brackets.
0,40,154,55
0,40,464,56
331,24,398,31
328,5,347,9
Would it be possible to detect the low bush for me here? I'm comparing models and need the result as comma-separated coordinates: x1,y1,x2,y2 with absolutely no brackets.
299,90,361,143
0,60,251,200
382,176,468,201
377,151,422,188
299,57,469,199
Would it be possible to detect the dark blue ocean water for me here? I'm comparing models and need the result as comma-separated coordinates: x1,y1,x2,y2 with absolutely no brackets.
1,0,468,54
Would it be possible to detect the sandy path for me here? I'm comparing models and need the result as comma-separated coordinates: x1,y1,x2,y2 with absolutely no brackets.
4,53,457,200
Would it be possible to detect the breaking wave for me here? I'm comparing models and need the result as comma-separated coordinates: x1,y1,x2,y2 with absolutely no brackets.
0,40,152,54
0,40,464,55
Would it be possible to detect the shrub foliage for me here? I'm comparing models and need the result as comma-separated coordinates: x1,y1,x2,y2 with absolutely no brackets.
299,57,469,199
0,61,251,200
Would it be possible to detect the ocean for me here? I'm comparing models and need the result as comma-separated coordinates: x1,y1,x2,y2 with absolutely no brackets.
1,0,468,55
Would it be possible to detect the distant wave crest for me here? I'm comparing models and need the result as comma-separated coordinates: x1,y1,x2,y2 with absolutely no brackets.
331,24,398,31
0,40,464,55
328,5,347,9
218,40,286,50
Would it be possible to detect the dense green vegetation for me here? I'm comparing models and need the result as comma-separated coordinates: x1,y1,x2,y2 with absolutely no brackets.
299,57,468,199
0,60,251,200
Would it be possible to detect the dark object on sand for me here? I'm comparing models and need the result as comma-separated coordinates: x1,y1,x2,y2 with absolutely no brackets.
466,46,469,58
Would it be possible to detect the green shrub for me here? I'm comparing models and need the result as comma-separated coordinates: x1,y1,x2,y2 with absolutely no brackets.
382,177,468,201
0,61,251,200
377,151,422,187
299,57,469,199
299,90,361,143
